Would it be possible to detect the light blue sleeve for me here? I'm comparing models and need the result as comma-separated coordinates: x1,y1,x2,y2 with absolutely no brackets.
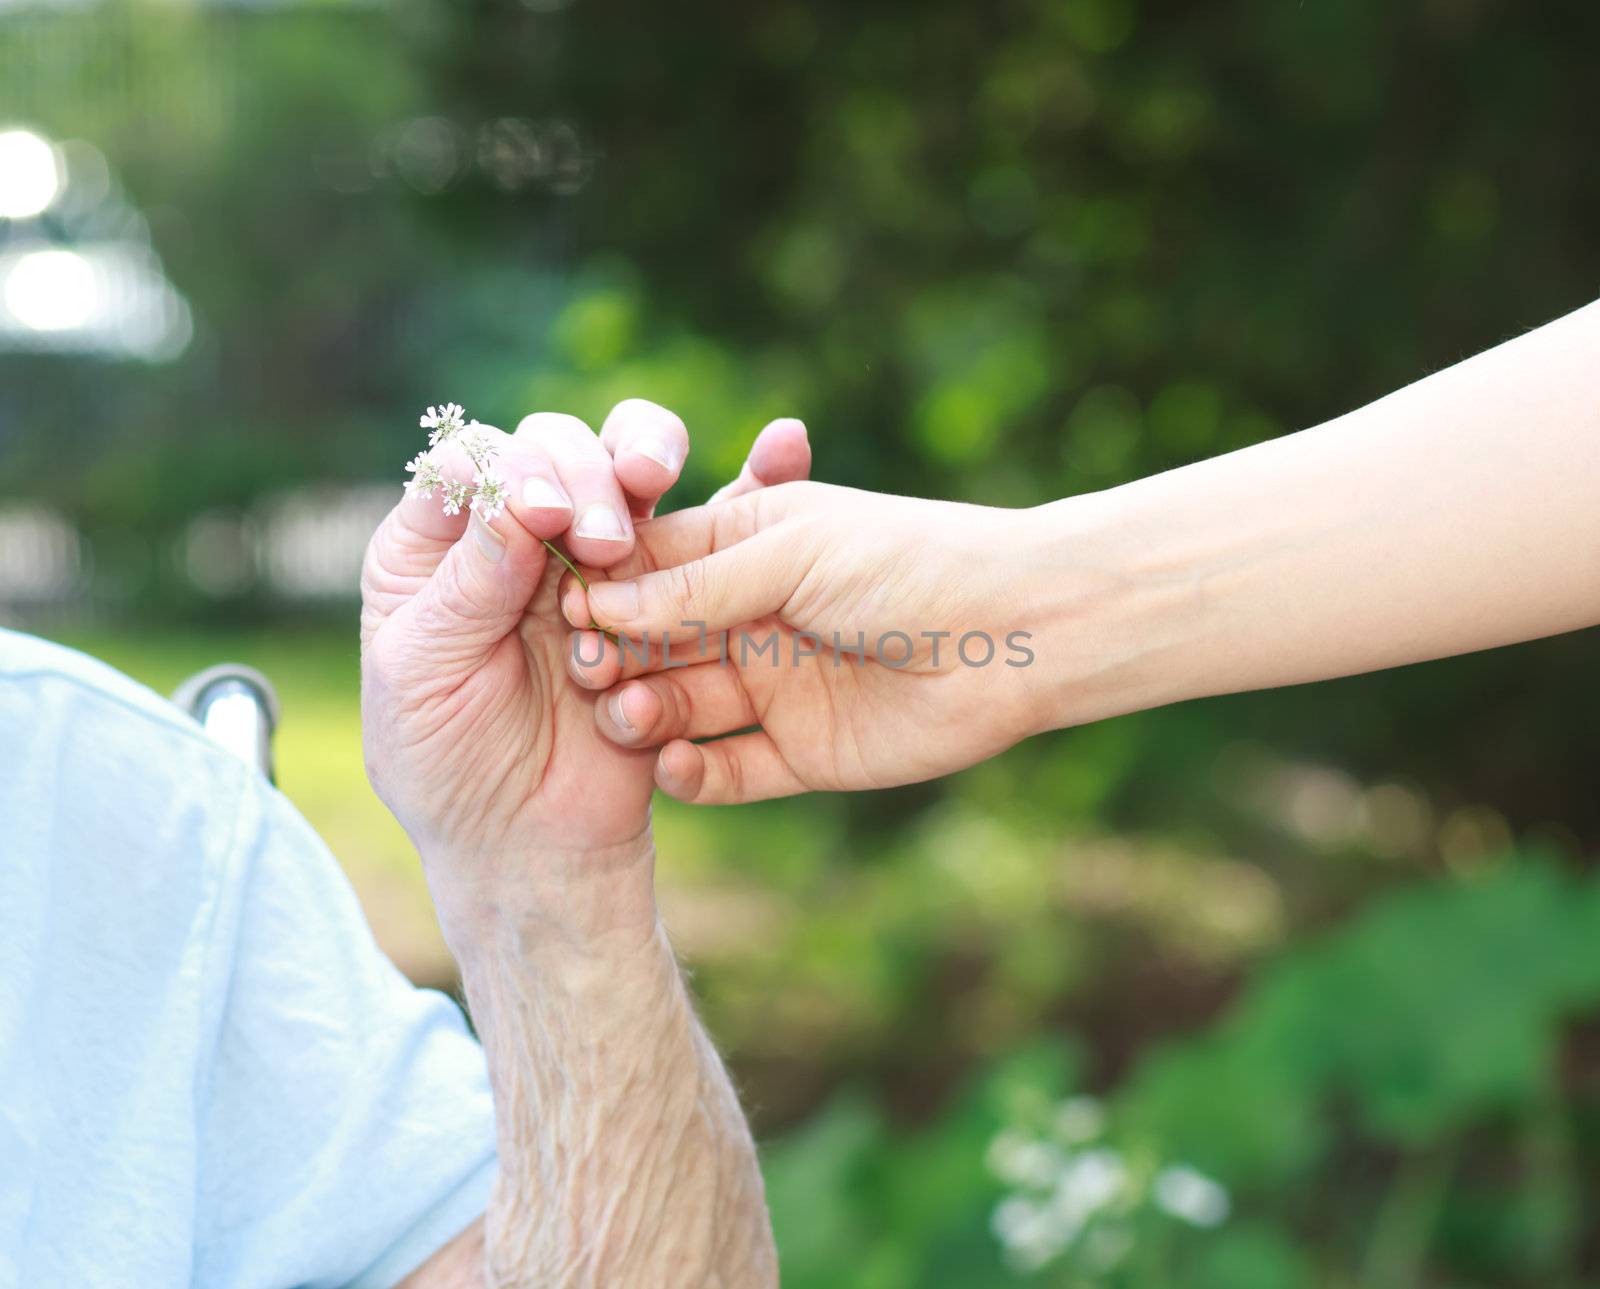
0,630,498,1287
191,757,498,1289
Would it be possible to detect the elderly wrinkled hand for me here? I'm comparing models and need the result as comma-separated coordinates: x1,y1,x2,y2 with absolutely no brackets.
359,399,807,1289
360,402,682,887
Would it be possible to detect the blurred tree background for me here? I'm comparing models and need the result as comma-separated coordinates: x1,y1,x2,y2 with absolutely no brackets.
3,0,1600,1283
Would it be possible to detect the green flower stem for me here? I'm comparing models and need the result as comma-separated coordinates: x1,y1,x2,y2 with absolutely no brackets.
541,540,619,644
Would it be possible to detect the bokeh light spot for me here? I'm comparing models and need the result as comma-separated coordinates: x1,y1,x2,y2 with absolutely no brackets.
4,248,96,331
0,128,61,219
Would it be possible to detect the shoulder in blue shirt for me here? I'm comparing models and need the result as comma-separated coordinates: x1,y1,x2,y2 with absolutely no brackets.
0,629,496,1289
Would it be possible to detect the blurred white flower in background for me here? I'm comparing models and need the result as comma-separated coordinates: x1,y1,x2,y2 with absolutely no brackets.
987,1129,1069,1190
1153,1163,1231,1228
1054,1095,1107,1143
986,1092,1232,1281
991,1195,1068,1273
1053,1148,1126,1224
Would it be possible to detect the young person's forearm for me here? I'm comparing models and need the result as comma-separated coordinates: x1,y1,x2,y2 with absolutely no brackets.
1030,298,1600,728
434,843,776,1289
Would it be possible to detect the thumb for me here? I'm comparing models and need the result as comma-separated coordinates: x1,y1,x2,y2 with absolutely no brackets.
708,417,812,504
391,512,548,673
584,522,813,643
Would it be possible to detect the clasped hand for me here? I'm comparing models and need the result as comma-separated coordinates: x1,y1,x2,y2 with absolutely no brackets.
360,396,1057,928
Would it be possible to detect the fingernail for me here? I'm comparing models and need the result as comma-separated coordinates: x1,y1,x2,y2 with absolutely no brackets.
607,688,636,734
472,514,506,564
634,438,681,471
522,476,570,510
655,744,692,793
561,583,588,628
575,504,628,542
590,580,639,622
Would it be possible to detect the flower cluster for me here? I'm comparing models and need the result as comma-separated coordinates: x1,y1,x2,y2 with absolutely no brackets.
401,401,607,630
985,1093,1230,1278
404,402,508,522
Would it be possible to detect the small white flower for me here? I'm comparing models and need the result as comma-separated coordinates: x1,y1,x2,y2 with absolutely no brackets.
404,452,443,499
1051,1149,1127,1226
471,464,509,521
458,421,496,472
1054,1096,1106,1144
991,1195,1042,1248
991,1196,1074,1272
986,1130,1032,1183
421,401,469,446
1081,1224,1134,1273
441,478,472,517
1153,1164,1230,1228
986,1131,1068,1191
411,402,512,522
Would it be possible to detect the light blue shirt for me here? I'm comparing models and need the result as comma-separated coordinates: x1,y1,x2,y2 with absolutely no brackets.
0,629,497,1288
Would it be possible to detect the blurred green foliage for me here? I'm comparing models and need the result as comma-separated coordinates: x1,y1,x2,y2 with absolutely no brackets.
8,0,1600,1282
771,859,1600,1287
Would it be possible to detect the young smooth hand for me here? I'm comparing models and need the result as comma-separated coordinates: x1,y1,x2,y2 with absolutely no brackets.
569,298,1600,811
563,482,1071,806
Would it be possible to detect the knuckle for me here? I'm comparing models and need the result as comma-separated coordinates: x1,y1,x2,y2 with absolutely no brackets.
657,675,691,735
515,410,592,442
651,409,689,442
779,508,834,566
605,399,686,458
748,479,818,532
662,560,705,614
410,591,457,637
611,396,660,420
621,397,685,432
421,563,497,628
719,747,744,801
567,456,621,490
774,478,826,508
604,549,652,583
632,680,666,735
